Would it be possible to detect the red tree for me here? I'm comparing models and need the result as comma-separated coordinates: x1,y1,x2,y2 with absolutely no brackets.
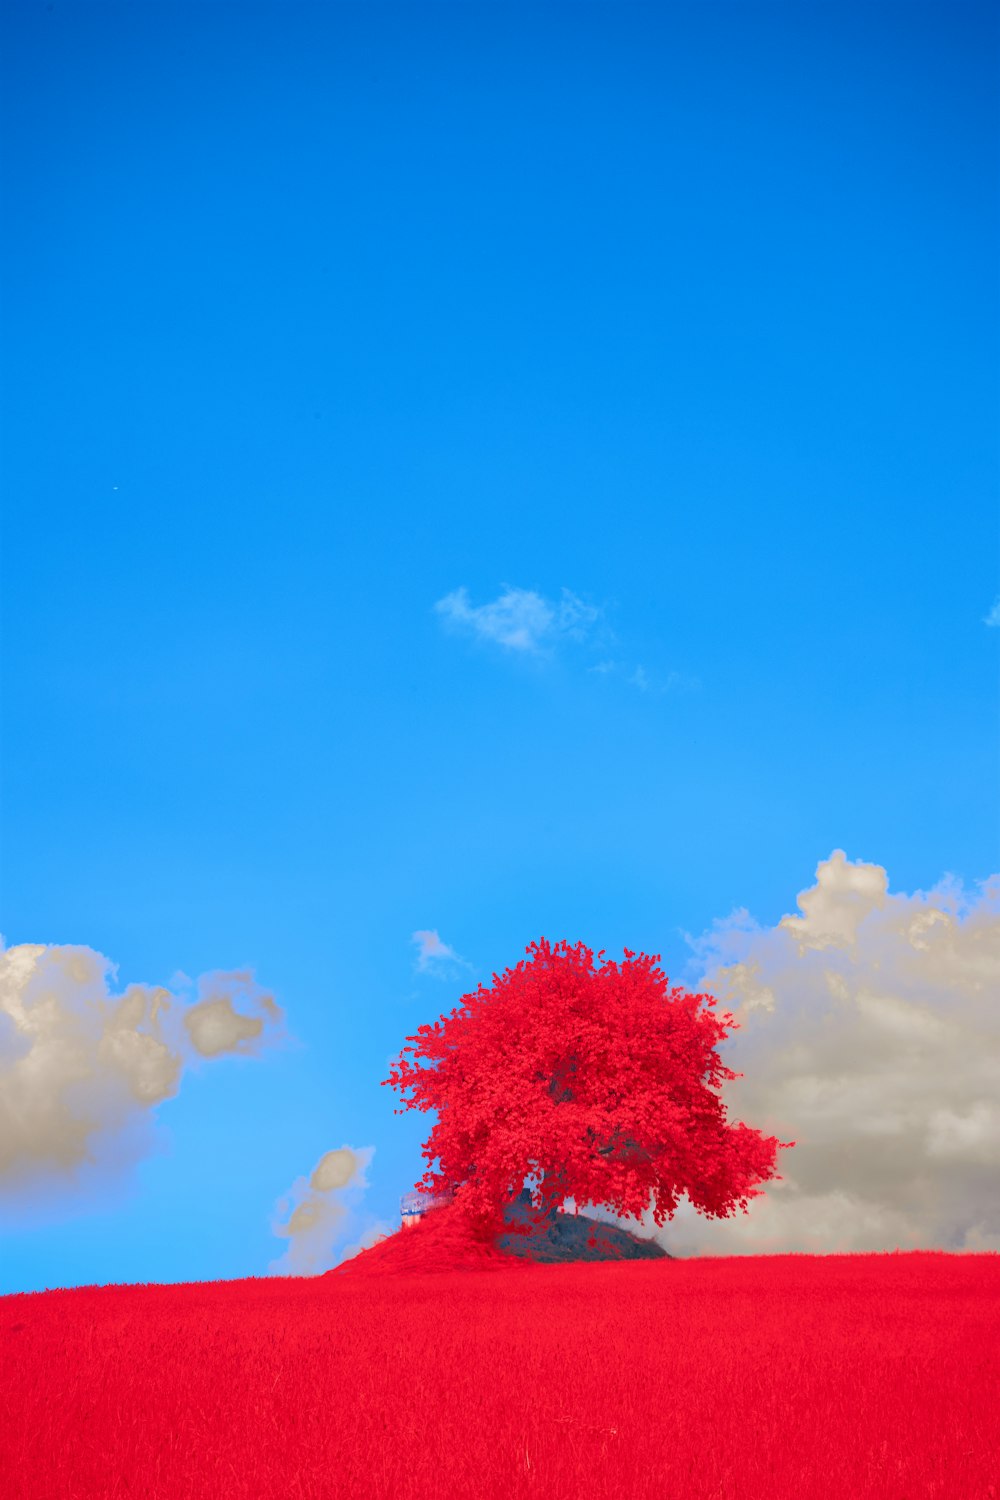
382,938,794,1242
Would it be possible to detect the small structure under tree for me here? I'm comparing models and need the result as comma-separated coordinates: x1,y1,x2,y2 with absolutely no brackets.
383,937,795,1246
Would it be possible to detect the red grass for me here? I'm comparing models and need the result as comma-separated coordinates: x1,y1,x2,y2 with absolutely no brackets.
335,1195,541,1274
1,1240,997,1499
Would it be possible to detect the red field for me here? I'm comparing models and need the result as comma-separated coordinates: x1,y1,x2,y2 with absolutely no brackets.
2,1247,997,1499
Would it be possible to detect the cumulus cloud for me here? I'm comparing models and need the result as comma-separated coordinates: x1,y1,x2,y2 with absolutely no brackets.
183,974,282,1056
984,597,1000,627
269,1145,391,1275
0,943,283,1200
411,929,472,977
434,585,600,655
310,1146,361,1192
609,850,1000,1257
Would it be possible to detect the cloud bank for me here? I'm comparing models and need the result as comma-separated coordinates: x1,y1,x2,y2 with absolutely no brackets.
434,585,600,655
269,1145,391,1274
605,850,1000,1257
0,943,283,1201
403,853,1000,1261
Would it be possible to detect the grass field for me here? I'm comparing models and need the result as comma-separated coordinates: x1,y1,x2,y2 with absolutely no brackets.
1,1248,997,1498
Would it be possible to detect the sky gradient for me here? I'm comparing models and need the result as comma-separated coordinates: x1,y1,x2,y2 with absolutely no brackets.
1,0,998,1294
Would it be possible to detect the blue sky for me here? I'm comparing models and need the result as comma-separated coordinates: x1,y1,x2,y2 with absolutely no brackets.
1,0,998,1294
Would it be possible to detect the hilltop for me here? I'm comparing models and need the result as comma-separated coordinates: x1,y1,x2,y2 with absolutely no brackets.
333,1190,670,1276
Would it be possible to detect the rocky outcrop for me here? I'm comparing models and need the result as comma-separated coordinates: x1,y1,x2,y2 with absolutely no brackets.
495,1189,671,1262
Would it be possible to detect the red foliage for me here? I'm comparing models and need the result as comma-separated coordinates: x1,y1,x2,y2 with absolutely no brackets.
383,938,795,1240
3,1253,998,1499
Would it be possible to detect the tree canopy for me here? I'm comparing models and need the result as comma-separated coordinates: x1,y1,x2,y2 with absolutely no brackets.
382,938,794,1241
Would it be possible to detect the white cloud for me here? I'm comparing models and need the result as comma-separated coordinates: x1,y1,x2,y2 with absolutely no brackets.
411,929,472,977
984,597,1000,627
434,585,699,696
589,660,701,695
270,1144,390,1275
0,943,283,1201
607,851,1000,1256
434,585,600,655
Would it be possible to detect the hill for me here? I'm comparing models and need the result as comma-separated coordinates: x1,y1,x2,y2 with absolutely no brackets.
333,1190,670,1275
